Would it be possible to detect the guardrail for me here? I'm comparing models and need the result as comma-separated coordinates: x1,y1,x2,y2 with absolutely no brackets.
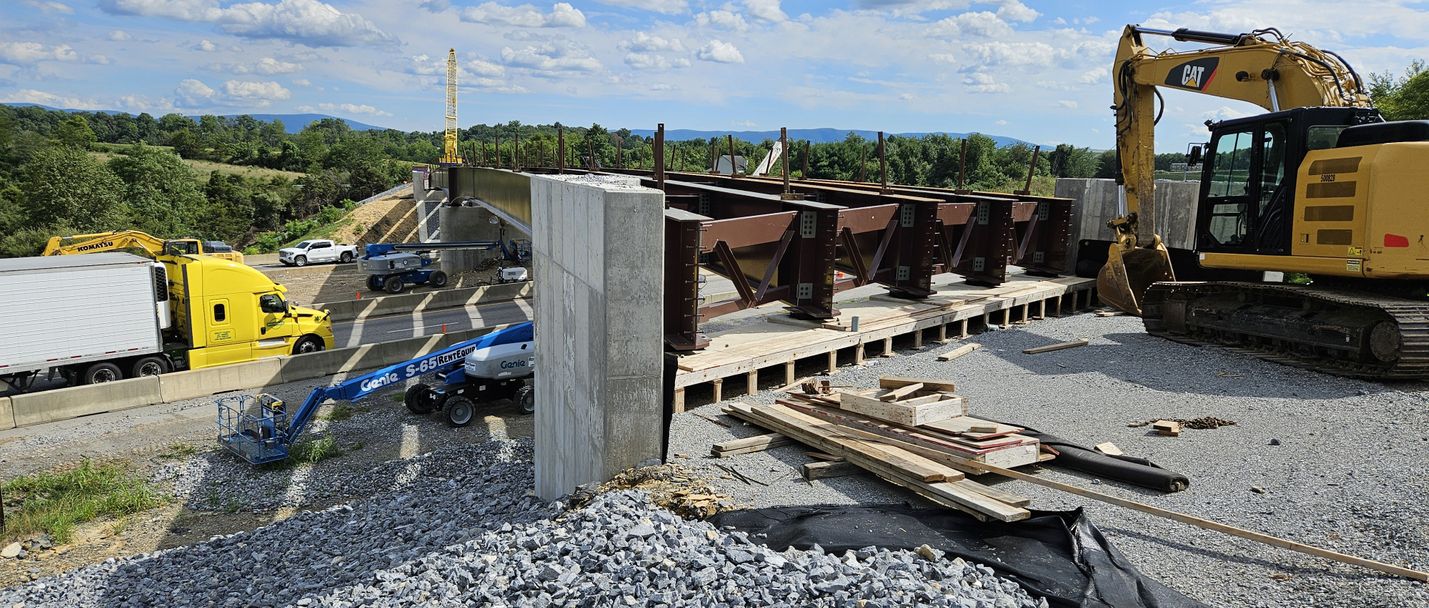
355,182,411,206
0,326,509,430
315,281,531,323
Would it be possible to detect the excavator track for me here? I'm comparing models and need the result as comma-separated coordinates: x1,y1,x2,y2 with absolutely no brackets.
1141,282,1429,380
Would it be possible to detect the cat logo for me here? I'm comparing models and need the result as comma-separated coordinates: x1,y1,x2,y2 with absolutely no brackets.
1164,58,1219,91
1181,65,1206,88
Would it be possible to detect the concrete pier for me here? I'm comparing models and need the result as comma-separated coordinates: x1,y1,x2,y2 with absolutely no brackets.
531,174,666,500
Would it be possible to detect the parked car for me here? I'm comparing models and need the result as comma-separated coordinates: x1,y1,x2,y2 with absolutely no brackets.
278,239,358,267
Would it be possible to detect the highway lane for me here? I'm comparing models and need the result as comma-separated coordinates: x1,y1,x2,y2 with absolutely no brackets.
332,298,534,347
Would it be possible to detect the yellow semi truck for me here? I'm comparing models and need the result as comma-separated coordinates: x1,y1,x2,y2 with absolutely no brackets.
0,252,333,391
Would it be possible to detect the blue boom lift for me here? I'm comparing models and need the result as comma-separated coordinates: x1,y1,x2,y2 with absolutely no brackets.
217,322,535,465
361,241,529,294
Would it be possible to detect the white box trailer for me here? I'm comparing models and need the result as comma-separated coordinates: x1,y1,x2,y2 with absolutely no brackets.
0,252,170,390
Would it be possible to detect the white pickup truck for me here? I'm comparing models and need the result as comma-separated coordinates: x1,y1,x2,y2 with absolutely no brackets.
278,239,358,267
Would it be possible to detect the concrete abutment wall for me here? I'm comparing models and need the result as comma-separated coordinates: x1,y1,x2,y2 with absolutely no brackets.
531,174,666,501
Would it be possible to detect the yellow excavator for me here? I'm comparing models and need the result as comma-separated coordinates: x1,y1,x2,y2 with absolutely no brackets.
42,230,245,264
1100,25,1429,379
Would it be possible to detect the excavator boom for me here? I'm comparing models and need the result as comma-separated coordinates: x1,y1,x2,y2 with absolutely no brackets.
43,230,244,263
1100,25,1372,314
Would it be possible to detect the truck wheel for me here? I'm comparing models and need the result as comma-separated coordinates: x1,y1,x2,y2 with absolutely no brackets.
516,385,535,414
427,270,448,288
293,335,325,355
130,356,170,378
383,275,405,294
294,255,307,267
340,252,353,263
82,362,123,384
405,383,438,414
443,396,476,427
366,275,384,291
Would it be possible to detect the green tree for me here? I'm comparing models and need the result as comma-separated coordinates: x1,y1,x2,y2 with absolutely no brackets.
106,145,205,236
18,145,127,231
1370,60,1429,120
54,115,97,148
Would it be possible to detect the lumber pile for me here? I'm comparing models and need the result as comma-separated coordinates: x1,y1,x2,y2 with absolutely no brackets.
718,375,1049,522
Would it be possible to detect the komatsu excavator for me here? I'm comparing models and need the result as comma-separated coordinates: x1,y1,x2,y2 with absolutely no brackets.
43,230,245,264
1101,25,1429,379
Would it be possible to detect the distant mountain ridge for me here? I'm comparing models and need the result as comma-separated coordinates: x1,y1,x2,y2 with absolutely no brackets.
1,103,388,133
626,127,1039,147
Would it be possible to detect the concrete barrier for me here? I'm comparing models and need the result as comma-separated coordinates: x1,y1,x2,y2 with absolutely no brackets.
158,358,284,403
11,327,508,428
11,376,163,427
0,396,14,430
317,282,531,323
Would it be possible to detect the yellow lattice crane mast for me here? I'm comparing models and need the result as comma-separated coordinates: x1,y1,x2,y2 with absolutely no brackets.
439,48,464,165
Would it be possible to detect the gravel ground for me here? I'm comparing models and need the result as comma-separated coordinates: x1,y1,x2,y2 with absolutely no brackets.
1,438,1045,608
669,312,1429,607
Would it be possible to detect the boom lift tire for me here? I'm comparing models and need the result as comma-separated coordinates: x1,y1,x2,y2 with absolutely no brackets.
383,275,405,294
366,275,383,291
427,270,448,288
82,362,123,384
130,356,170,377
444,396,476,427
405,383,439,414
516,384,535,414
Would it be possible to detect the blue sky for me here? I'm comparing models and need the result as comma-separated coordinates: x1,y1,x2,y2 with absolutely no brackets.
2,1,1427,150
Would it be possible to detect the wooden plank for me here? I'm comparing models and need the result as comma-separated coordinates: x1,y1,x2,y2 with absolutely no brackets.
712,433,790,457
879,376,957,392
803,460,858,480
1022,338,1090,355
941,452,1429,582
781,400,1039,464
921,416,1022,440
879,383,924,401
837,391,966,427
1095,442,1123,456
736,403,967,484
955,479,1031,507
936,343,981,362
1153,420,1182,437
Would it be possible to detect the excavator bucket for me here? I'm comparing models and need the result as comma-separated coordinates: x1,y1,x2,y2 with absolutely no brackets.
1097,239,1174,316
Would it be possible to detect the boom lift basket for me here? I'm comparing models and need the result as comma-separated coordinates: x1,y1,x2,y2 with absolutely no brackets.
217,393,292,465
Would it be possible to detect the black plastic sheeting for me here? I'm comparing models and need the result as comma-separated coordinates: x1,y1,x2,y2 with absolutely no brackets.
710,505,1205,608
1001,424,1191,493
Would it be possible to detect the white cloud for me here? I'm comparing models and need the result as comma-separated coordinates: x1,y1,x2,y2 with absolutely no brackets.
624,53,691,70
928,52,957,65
500,44,601,72
619,32,685,53
0,42,79,65
101,0,392,47
292,78,312,86
462,2,586,28
962,72,1009,93
108,30,132,41
598,0,687,14
195,39,217,52
89,55,112,65
696,39,745,64
301,102,392,117
995,119,1008,126
964,41,1057,67
996,0,1038,23
744,0,786,23
223,80,292,104
930,11,1012,38
174,78,218,107
0,89,100,109
1078,67,1105,84
1057,99,1078,109
466,58,506,77
695,9,748,31
218,57,303,75
23,0,74,13
418,0,449,10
